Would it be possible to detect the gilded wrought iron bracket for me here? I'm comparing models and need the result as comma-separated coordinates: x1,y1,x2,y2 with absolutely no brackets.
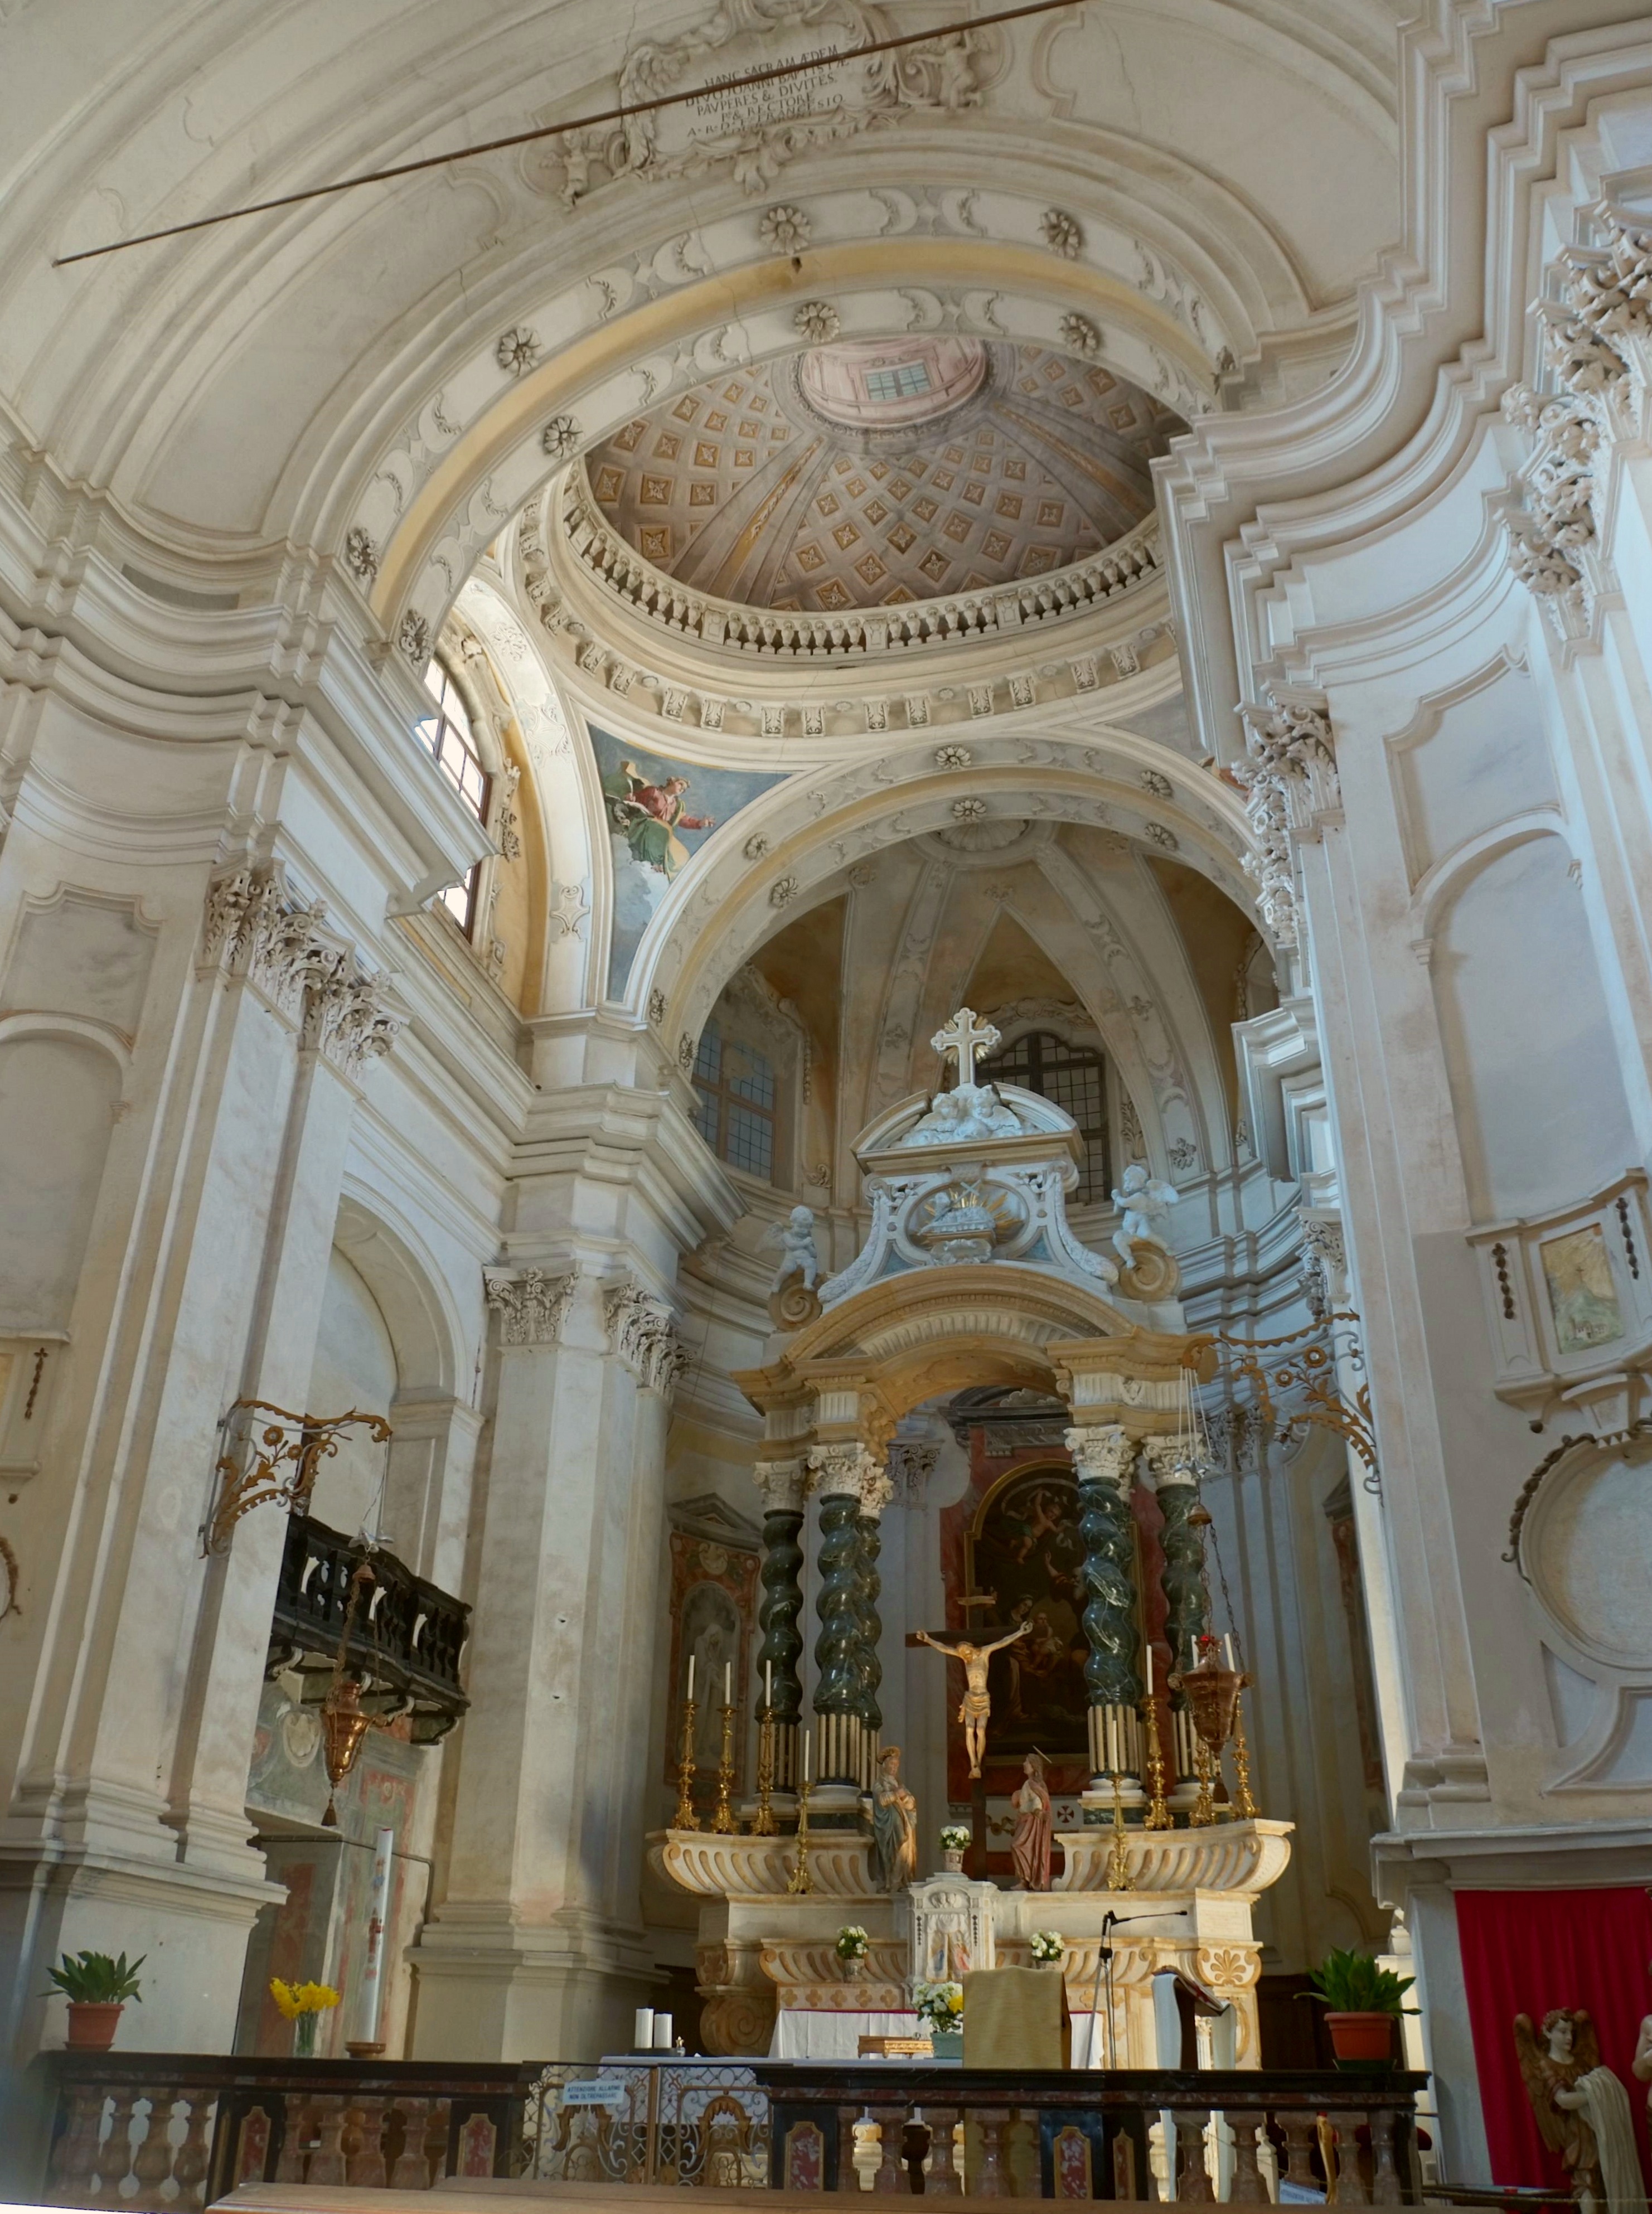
1213,1312,1379,1490
204,1399,392,1557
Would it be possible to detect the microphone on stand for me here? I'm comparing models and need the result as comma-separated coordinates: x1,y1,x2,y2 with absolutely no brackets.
1086,1908,1190,2070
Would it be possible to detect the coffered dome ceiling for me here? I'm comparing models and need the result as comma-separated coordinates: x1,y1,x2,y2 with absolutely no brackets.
582,337,1184,615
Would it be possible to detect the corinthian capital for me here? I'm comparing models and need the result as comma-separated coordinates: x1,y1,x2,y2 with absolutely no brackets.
1064,1423,1136,1491
603,1279,686,1396
484,1264,579,1347
753,1457,808,1514
1141,1435,1201,1491
807,1442,880,1500
200,861,402,1072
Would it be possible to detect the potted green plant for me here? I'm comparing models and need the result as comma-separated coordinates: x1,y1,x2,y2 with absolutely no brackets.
46,1950,144,2051
1304,1947,1415,2065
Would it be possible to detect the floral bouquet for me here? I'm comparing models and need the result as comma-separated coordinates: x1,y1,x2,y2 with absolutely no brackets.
835,1925,870,1963
938,1823,970,1853
1030,1930,1064,1963
270,1976,340,2056
913,1979,964,2034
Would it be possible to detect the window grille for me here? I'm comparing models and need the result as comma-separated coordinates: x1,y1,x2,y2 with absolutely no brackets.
978,1029,1111,1203
416,658,490,932
693,1025,777,1183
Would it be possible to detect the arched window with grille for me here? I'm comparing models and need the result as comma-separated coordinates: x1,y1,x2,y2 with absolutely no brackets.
692,1023,778,1181
978,1028,1112,1203
416,657,490,934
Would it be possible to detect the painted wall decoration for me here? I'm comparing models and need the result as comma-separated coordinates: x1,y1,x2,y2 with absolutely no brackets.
666,1525,759,1806
1540,1225,1625,1355
587,724,786,998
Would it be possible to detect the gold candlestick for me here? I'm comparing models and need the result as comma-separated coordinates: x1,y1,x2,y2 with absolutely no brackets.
1104,1772,1132,1892
786,1776,815,1895
1230,1691,1258,1819
674,1697,701,1831
1188,1732,1218,1828
751,1709,778,1835
1139,1696,1173,1830
711,1700,740,1834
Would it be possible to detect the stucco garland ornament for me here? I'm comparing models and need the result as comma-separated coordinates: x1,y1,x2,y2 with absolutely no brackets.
496,325,541,376
541,413,583,460
397,610,430,666
794,300,840,343
759,204,812,254
1058,312,1103,359
343,526,379,583
1040,207,1083,258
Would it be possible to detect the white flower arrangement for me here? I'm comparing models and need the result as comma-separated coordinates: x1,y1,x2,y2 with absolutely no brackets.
835,1925,870,1961
1030,1930,1064,1962
914,1979,964,2033
938,1823,970,1852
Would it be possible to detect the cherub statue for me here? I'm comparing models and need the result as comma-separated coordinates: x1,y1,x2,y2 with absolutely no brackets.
764,1205,820,1290
915,1623,1029,1777
1515,2008,1646,2214
1110,1162,1179,1263
870,1744,918,1894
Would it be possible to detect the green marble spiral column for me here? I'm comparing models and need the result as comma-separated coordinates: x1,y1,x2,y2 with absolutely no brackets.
1066,1423,1143,1796
855,1461,893,1785
1145,1435,1208,1798
753,1459,807,1792
809,1444,870,1801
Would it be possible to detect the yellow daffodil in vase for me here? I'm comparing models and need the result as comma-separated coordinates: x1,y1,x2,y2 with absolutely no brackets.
270,1976,341,2057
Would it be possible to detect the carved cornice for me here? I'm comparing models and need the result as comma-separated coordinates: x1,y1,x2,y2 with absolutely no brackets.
603,1278,688,1395
200,863,402,1076
484,1265,580,1347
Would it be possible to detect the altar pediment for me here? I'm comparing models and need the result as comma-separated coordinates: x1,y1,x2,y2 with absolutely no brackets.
854,1080,1085,1177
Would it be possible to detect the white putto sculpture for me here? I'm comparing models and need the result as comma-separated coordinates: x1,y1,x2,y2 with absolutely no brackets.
1110,1162,1179,1263
895,1007,1027,1148
767,1204,821,1290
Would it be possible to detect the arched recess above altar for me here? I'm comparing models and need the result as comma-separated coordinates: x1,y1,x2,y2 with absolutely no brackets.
649,1011,1292,2061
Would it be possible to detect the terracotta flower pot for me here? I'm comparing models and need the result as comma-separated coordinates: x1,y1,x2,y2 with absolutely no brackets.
65,2001,124,2052
1325,2009,1395,2063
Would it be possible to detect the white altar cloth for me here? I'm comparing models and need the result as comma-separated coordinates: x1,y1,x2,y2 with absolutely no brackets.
769,2009,926,2060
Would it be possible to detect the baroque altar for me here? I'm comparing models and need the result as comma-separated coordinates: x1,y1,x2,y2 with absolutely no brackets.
656,1011,1292,2061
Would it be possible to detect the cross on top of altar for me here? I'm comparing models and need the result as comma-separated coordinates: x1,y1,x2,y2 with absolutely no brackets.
931,1006,1001,1089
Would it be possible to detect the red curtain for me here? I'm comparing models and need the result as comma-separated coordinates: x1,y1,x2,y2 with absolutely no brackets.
1456,1887,1652,2189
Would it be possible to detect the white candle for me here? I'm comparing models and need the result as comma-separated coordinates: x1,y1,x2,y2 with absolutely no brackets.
686,1654,694,1702
1224,1635,1235,1669
653,2012,674,2050
634,2007,655,2051
724,1660,732,1707
1145,1644,1154,1695
802,1729,812,1784
765,1661,773,1710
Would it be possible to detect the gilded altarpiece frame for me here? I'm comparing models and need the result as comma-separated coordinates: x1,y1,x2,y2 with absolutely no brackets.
666,1525,759,1816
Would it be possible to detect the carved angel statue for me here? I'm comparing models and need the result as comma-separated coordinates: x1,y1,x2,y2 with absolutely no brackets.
1515,2008,1647,2214
1110,1162,1179,1263
764,1205,820,1290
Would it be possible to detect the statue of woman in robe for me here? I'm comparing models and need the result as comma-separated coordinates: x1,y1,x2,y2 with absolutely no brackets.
870,1744,918,1893
1010,1749,1054,1891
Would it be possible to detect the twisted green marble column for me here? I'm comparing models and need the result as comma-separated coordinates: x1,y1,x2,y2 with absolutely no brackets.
1066,1425,1143,1788
858,1510,883,1740
1146,1435,1208,1790
810,1446,869,1791
753,1460,807,1792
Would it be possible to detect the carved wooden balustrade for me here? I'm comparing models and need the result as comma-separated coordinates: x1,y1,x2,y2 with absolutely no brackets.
38,2055,540,2206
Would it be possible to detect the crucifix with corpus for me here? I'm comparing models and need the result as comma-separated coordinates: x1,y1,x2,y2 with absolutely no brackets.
908,1596,1029,1874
